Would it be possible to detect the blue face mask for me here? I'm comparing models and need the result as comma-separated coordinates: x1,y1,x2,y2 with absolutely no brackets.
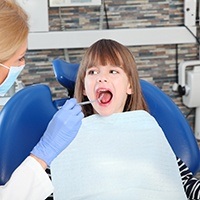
0,64,25,96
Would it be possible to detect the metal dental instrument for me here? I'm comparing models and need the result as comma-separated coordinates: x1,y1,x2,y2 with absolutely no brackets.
78,99,98,105
78,94,104,106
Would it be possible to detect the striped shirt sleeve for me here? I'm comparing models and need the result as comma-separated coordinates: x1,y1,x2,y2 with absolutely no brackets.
45,167,54,200
177,157,200,199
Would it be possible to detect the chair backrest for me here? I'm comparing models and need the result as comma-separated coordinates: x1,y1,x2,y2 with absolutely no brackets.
0,84,57,185
140,80,200,174
52,59,79,97
52,58,200,174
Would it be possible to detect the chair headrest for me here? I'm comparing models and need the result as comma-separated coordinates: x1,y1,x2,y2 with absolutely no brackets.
52,59,79,92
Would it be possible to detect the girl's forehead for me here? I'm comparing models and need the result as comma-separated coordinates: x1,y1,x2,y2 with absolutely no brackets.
90,50,123,63
87,63,124,69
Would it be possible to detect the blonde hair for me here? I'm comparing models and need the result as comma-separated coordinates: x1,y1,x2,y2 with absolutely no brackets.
0,0,29,63
74,39,148,117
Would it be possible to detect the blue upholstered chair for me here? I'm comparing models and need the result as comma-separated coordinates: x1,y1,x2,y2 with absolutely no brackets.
52,58,200,175
0,84,58,185
0,58,199,186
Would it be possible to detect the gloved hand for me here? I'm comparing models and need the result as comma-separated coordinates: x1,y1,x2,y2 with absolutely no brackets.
31,98,84,166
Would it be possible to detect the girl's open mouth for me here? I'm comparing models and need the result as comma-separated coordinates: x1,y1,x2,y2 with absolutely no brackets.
97,89,113,104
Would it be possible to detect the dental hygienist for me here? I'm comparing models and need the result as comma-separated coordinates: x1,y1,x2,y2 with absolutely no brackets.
0,1,84,199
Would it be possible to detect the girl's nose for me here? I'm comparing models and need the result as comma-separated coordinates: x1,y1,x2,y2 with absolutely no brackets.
97,77,108,82
97,70,108,82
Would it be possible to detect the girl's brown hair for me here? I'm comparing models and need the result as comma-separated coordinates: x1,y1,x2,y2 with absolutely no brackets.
74,39,148,116
0,0,29,63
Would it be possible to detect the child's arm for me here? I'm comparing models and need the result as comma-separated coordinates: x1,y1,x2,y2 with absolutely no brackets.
177,157,200,199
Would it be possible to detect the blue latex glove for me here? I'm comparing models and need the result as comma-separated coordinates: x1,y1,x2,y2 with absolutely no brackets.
31,98,84,166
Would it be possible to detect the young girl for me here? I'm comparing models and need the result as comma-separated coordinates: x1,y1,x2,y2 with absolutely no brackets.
73,39,200,199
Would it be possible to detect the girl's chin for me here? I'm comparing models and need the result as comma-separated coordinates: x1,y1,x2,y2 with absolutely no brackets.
94,108,115,117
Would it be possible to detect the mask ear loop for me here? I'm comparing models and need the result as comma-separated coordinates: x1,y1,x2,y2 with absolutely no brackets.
0,63,10,70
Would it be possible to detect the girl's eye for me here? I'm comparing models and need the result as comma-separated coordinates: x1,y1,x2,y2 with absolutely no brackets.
87,69,98,75
110,70,118,74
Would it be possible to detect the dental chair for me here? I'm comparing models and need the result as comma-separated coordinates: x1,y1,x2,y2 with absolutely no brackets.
0,59,199,186
52,58,200,175
0,84,58,185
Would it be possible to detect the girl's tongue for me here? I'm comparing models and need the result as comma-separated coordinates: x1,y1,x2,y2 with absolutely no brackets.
99,91,112,104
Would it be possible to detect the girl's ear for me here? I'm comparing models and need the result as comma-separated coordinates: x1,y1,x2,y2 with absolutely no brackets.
126,83,132,95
